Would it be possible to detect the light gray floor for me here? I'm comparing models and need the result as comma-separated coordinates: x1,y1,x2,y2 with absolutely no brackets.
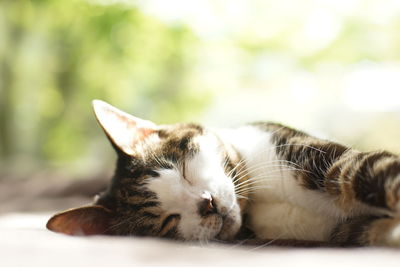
1,213,399,267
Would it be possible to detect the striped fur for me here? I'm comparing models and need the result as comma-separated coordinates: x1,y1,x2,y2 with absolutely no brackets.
47,101,400,247
241,122,400,246
95,123,205,238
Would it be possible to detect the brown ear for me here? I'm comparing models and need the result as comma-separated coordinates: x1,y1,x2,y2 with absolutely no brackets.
46,205,114,236
92,100,157,155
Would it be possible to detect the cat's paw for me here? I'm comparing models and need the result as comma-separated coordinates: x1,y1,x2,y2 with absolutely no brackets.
386,224,400,247
368,218,400,247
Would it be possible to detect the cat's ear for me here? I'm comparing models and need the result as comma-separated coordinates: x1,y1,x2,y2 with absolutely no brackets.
92,100,157,155
46,205,113,236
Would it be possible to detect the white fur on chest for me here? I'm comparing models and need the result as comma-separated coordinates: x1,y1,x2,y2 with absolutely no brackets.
218,126,340,241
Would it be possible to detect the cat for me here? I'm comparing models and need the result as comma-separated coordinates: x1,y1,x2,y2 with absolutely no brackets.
47,100,400,247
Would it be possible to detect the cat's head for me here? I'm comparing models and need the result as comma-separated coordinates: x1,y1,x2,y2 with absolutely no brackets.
47,100,246,241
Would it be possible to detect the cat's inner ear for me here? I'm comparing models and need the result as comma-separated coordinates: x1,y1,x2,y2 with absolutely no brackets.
92,100,157,155
46,205,113,236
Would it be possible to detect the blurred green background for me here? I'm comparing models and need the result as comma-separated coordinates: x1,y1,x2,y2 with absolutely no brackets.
1,0,400,179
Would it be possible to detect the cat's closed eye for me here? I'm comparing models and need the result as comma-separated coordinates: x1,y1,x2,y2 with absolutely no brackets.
160,214,180,236
143,170,160,177
181,161,191,184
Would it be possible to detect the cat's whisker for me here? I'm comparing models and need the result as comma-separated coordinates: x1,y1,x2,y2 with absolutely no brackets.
233,167,313,191
235,175,277,191
235,186,273,195
233,167,306,189
236,186,274,195
227,159,246,178
227,159,247,178
232,166,296,186
246,231,289,251
233,164,301,181
231,157,298,175
231,160,312,184
235,176,289,192
231,160,311,192
236,180,275,191
235,194,249,200
221,156,231,172
228,142,327,185
228,144,318,180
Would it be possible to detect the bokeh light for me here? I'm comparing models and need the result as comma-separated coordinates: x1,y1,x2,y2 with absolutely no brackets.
1,0,400,178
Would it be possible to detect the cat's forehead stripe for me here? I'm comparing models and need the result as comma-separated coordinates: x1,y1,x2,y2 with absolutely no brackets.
156,123,205,161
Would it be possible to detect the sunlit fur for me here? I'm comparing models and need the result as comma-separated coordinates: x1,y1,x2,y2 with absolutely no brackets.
93,122,244,241
50,101,400,247
99,122,400,244
146,133,241,241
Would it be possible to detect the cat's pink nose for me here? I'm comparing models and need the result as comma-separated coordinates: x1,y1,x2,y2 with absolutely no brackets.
198,191,217,217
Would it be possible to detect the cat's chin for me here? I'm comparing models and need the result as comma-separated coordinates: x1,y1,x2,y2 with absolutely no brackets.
182,212,241,241
215,213,242,241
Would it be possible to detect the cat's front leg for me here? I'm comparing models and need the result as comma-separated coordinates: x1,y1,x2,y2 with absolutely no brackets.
325,150,400,216
327,151,400,247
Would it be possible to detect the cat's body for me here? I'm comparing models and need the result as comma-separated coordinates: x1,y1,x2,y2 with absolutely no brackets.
47,100,400,247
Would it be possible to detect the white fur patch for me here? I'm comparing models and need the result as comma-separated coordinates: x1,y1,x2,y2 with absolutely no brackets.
146,133,239,240
148,125,379,242
218,126,340,241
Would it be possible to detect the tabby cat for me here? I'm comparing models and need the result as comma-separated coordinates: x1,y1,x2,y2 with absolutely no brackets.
47,100,400,247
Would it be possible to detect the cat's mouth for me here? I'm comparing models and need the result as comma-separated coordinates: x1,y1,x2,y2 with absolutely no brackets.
216,216,237,240
194,210,240,241
215,210,241,241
